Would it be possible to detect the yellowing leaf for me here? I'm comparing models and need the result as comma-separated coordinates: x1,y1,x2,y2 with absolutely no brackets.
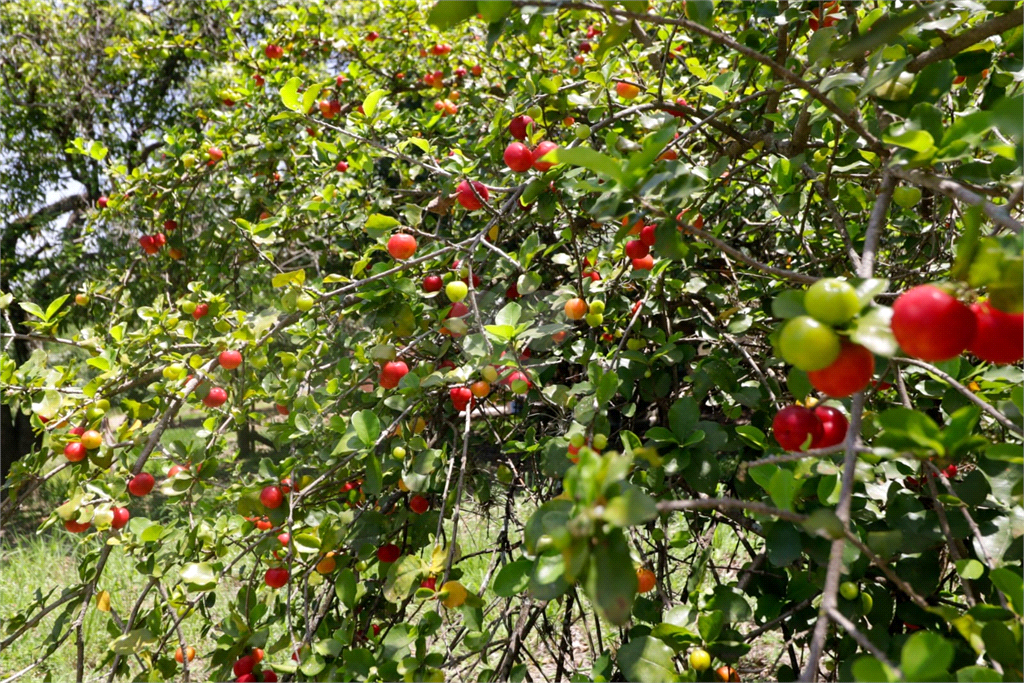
96,590,111,612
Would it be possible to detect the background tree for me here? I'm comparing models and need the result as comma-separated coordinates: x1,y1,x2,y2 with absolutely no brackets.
1,1,1022,682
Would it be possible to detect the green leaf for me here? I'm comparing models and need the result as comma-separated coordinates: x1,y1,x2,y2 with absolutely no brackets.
883,127,935,153
596,371,620,409
426,0,477,29
735,425,766,450
684,0,715,27
365,213,400,231
384,555,427,603
529,551,570,601
901,631,953,682
852,656,899,683
44,294,70,321
849,306,899,357
602,486,657,527
772,290,806,319
336,568,357,609
271,269,306,288
109,629,156,655
616,636,679,683
594,22,630,62
668,397,699,441
698,610,725,642
585,528,637,626
292,533,321,554
477,0,511,23
180,562,218,590
18,301,45,319
549,147,623,183
768,469,797,511
989,568,1023,616
954,558,984,580
495,302,522,327
302,83,323,118
280,77,302,112
787,367,813,402
493,559,532,597
352,410,380,447
362,89,386,118
956,666,1003,682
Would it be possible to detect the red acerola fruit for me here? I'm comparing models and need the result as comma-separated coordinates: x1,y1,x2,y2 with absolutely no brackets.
423,275,443,292
234,655,256,677
508,115,534,140
164,219,178,231
772,405,823,451
387,233,417,260
260,485,284,509
625,239,649,260
64,442,87,462
262,671,278,683
811,405,848,449
202,387,228,408
366,31,379,41
640,224,657,247
380,361,409,389
64,519,91,533
111,506,130,530
192,303,209,320
968,301,1024,364
377,543,401,563
128,472,156,497
409,494,429,514
531,141,558,171
219,349,243,370
420,576,437,590
264,567,289,588
456,180,489,210
807,342,875,397
891,285,976,361
632,255,655,270
336,160,349,172
450,386,474,411
96,196,108,209
506,283,520,300
265,44,283,59
503,142,534,173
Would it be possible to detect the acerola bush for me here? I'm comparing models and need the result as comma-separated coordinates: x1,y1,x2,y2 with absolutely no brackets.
1,1,1022,682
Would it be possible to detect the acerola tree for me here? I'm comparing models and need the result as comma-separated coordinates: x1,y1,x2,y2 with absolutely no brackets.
1,1,1023,682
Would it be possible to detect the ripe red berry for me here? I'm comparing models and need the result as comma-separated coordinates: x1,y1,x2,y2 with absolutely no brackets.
128,472,156,497
508,115,534,140
423,275,443,292
264,567,289,588
192,303,209,320
260,485,284,509
380,361,409,389
625,239,649,260
807,342,874,398
640,224,657,247
772,406,823,451
96,196,108,209
377,543,401,563
811,405,848,448
456,180,489,210
107,507,129,530
409,494,429,514
64,442,87,462
264,44,283,59
234,655,256,677
163,219,178,231
891,285,976,361
202,387,228,408
64,519,91,533
503,142,534,173
262,671,279,683
218,349,243,370
336,160,349,172
632,255,655,270
968,301,1023,364
420,576,437,590
387,233,417,260
450,386,474,411
531,141,558,171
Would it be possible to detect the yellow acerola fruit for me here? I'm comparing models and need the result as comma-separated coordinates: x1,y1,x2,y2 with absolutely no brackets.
440,581,468,609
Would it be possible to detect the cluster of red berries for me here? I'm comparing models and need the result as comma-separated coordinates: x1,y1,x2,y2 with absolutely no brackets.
772,404,848,451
